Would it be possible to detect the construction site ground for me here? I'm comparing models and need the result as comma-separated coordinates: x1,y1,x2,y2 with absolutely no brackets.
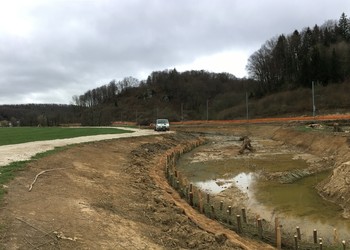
0,120,349,250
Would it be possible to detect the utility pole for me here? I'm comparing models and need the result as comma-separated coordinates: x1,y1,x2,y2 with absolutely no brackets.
246,92,249,120
181,103,184,121
312,81,316,117
206,99,209,121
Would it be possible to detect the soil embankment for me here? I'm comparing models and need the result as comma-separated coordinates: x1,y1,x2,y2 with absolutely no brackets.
1,122,350,249
176,123,350,218
272,126,350,217
0,131,272,249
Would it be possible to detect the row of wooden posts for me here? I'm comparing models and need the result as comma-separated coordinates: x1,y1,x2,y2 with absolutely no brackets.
164,139,348,249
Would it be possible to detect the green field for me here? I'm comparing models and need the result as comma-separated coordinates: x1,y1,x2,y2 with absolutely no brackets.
0,127,133,146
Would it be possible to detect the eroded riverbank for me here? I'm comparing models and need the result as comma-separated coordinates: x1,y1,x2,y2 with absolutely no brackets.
175,124,350,243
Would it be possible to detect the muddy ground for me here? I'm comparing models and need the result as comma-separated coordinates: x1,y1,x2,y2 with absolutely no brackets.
176,123,350,213
0,130,275,250
0,123,349,249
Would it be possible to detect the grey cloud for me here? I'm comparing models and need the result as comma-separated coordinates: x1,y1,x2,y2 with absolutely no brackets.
0,0,348,104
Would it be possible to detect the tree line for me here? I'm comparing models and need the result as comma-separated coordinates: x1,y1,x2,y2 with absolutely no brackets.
71,69,255,125
2,13,350,126
72,13,350,125
1,71,252,126
246,13,350,96
0,104,81,127
71,76,139,108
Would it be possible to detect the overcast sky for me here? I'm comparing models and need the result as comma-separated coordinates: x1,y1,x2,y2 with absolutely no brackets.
0,0,348,104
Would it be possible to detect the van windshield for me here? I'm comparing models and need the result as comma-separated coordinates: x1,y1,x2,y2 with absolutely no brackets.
157,119,169,124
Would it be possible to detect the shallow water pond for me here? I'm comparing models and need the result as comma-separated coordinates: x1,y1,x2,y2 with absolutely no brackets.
177,145,350,241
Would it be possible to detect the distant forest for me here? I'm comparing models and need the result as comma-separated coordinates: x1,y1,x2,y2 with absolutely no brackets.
246,13,350,95
0,104,81,127
1,13,350,126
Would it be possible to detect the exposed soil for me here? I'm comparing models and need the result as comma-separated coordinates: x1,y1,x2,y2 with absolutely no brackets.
0,131,273,250
1,122,350,250
175,123,350,218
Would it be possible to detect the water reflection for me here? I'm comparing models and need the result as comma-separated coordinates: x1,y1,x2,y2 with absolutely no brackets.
195,172,256,195
195,179,232,194
233,172,255,194
177,148,350,242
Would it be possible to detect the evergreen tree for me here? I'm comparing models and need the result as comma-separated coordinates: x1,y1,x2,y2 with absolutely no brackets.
288,30,302,84
272,35,288,89
338,12,350,40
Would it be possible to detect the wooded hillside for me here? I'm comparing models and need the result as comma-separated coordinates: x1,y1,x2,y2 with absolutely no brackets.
1,13,350,126
246,13,350,96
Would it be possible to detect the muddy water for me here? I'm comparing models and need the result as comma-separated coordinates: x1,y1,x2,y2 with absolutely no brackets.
177,140,350,242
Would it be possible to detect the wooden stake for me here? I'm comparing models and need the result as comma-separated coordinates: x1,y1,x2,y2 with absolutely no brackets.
313,229,318,244
236,215,242,233
334,228,339,244
169,174,173,187
189,192,193,206
206,193,210,203
296,226,301,240
257,218,263,239
220,201,223,211
198,191,203,213
276,225,281,250
294,235,298,250
228,206,232,216
242,208,247,223
275,217,279,240
342,240,346,250
177,172,182,187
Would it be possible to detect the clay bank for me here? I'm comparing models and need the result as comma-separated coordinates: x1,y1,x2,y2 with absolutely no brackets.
175,124,350,242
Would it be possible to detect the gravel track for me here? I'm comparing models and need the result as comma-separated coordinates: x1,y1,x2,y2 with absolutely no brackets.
0,127,160,167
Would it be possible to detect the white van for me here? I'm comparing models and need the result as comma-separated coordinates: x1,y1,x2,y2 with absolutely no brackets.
154,119,170,131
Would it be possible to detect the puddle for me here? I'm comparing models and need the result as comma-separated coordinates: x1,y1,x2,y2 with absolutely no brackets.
176,141,350,242
233,172,255,194
247,171,350,240
194,172,256,195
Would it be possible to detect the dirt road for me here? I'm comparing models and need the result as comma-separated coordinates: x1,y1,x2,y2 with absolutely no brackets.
0,129,274,250
0,127,158,167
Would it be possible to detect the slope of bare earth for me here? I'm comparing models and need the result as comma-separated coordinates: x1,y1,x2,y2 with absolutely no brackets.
267,124,350,218
175,123,350,218
1,122,349,250
0,131,273,250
